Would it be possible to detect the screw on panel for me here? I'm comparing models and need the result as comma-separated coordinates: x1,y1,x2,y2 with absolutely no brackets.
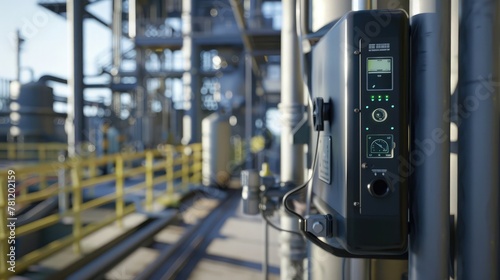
312,222,324,234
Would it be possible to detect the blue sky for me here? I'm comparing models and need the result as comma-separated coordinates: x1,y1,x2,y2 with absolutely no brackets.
0,0,113,101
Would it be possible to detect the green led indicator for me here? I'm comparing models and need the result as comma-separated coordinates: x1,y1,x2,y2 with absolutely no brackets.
378,95,382,98
366,127,369,131
385,95,389,98
391,127,395,130
378,99,382,102
365,105,369,109
391,105,395,108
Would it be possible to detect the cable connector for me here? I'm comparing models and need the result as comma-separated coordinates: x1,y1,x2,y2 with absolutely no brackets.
313,97,331,131
304,214,334,238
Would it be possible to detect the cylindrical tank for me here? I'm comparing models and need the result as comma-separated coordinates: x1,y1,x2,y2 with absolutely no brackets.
202,112,231,187
9,82,66,142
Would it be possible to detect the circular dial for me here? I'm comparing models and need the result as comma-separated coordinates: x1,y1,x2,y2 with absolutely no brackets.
370,139,390,154
372,108,388,122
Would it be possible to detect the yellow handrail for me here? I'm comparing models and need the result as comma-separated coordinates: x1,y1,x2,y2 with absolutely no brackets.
0,142,67,161
0,143,203,278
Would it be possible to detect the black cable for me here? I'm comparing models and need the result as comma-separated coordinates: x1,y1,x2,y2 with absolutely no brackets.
282,129,320,222
261,211,303,237
281,113,407,259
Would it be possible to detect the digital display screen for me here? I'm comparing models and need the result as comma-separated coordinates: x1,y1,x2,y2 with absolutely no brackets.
367,58,392,73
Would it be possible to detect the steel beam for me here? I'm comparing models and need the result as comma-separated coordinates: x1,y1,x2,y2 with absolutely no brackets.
457,0,500,279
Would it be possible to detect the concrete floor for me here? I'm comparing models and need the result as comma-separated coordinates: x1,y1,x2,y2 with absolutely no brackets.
188,201,281,280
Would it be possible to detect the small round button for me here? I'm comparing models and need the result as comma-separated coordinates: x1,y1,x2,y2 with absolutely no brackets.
372,108,388,122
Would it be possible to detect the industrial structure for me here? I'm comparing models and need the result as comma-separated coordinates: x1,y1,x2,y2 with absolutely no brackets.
0,0,498,280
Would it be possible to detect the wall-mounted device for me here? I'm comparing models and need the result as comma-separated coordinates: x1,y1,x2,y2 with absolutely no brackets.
309,10,409,256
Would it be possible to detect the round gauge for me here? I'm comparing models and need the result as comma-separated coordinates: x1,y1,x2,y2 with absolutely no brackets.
370,139,390,154
372,108,388,122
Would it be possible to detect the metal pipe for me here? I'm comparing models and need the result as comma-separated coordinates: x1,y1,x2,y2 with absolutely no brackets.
245,54,254,169
263,219,269,280
112,0,122,114
409,1,451,279
348,3,375,279
307,2,350,279
352,0,371,11
181,0,201,144
280,0,306,279
457,0,500,279
67,0,85,156
15,30,22,82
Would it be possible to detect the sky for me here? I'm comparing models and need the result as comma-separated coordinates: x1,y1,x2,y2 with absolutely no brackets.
0,0,113,101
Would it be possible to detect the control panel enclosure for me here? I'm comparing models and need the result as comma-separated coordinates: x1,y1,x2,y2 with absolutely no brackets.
311,10,409,255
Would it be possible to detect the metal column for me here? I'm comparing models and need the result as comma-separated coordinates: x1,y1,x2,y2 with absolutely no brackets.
352,0,371,10
409,1,451,279
457,0,500,279
280,0,306,279
15,30,23,82
307,2,351,279
111,0,122,114
181,0,201,144
244,54,254,169
66,0,85,156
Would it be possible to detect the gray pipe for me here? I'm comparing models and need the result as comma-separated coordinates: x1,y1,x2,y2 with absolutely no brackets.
67,0,85,156
15,30,22,82
307,2,351,280
280,0,306,279
111,0,122,114
352,0,371,11
181,0,201,144
409,1,451,280
457,0,500,279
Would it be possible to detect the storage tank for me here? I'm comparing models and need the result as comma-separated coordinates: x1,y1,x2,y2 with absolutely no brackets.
9,82,66,142
202,112,231,187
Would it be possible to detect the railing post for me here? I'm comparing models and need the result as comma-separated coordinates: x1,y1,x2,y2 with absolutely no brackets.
181,146,189,190
192,144,201,184
0,175,8,277
38,145,46,161
145,151,154,211
58,156,69,218
166,146,175,196
7,144,14,161
116,155,124,228
38,145,48,190
71,160,83,254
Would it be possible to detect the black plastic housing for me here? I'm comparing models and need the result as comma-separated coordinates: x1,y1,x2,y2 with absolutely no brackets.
311,10,409,256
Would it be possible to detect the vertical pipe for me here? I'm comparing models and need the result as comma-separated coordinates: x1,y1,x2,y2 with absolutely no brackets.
457,0,500,279
67,0,85,156
15,30,22,82
263,220,269,280
307,2,350,280
352,0,371,11
280,1,306,279
348,3,374,279
245,54,253,169
409,1,450,279
128,0,136,38
112,0,122,114
181,0,201,144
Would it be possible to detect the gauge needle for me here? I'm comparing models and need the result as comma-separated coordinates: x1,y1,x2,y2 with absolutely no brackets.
376,142,384,149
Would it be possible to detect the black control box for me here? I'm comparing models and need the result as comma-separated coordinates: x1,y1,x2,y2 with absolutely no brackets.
311,10,409,255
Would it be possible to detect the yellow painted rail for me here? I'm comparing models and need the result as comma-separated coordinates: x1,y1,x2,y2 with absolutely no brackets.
0,143,202,278
0,142,68,162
